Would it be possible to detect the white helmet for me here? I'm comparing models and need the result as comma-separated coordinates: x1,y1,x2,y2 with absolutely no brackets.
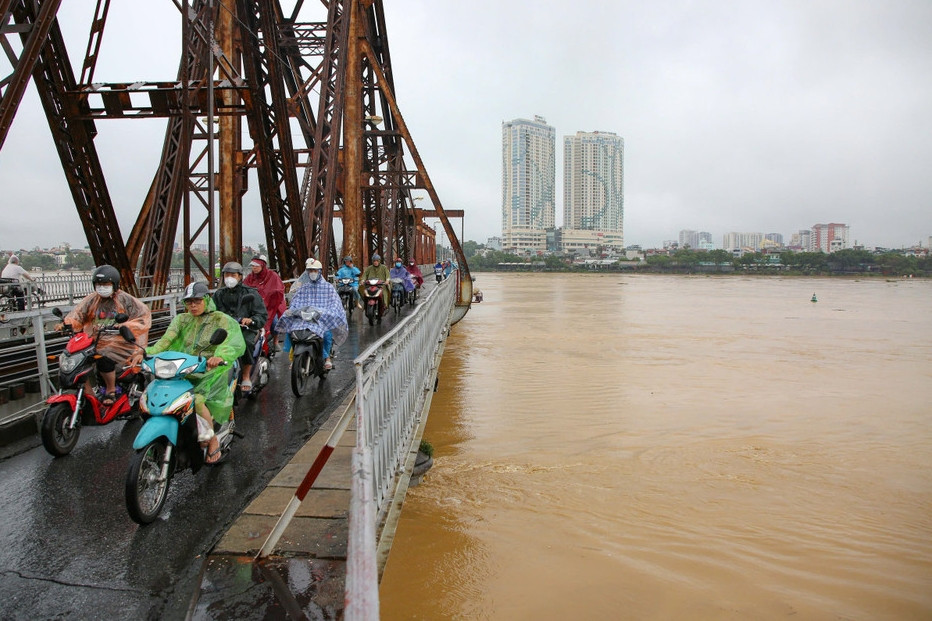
305,259,323,270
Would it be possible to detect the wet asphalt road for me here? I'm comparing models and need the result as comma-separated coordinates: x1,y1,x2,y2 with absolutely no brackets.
0,303,407,620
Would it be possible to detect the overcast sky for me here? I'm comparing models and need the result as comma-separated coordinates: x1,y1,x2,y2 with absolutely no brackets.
1,0,930,251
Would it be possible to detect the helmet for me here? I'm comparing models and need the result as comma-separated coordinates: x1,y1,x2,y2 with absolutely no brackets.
394,257,402,263
372,254,381,262
343,256,353,263
91,265,121,289
222,261,243,274
182,282,210,300
305,259,323,270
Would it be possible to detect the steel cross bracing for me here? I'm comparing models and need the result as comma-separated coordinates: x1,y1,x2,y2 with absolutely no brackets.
0,0,470,306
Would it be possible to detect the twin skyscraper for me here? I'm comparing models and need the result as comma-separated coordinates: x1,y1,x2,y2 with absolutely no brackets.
502,115,624,255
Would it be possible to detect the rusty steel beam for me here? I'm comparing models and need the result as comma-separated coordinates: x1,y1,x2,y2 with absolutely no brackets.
1,0,470,315
10,0,136,292
0,0,63,149
237,0,307,279
131,1,214,296
358,35,471,300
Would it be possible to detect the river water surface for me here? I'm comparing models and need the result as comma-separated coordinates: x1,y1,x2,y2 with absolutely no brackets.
379,273,932,620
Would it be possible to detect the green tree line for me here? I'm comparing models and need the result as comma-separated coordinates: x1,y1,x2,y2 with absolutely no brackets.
460,244,931,277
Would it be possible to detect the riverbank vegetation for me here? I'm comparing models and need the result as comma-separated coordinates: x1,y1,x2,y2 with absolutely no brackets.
463,246,931,277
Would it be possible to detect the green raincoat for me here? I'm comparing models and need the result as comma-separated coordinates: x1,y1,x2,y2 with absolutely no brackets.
146,295,245,423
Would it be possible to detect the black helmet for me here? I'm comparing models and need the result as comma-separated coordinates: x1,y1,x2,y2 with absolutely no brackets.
222,261,244,274
91,265,121,289
182,282,210,300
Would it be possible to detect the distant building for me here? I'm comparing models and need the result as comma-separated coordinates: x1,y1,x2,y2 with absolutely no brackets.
810,223,849,253
723,232,764,252
501,116,555,254
789,229,811,250
546,227,562,253
679,230,711,249
562,131,624,252
764,233,784,246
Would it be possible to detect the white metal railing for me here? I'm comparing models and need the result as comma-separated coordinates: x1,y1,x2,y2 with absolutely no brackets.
0,270,187,313
346,275,456,619
0,291,184,426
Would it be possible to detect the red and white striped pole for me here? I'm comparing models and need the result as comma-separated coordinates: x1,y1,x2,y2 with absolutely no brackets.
256,398,356,559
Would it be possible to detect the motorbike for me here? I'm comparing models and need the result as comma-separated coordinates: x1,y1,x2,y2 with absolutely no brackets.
408,283,419,306
238,325,271,400
41,308,146,457
336,277,356,319
362,278,385,326
433,265,443,283
125,329,241,524
390,277,407,315
0,278,43,312
285,306,330,396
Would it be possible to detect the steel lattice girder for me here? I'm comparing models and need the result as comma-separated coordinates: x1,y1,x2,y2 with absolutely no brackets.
0,0,470,303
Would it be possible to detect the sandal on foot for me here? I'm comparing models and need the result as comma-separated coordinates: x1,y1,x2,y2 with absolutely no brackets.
205,438,222,464
240,381,253,392
101,392,117,406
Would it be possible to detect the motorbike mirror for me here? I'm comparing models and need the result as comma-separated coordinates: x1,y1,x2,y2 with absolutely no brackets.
114,312,129,323
119,325,136,343
52,307,63,318
209,329,228,345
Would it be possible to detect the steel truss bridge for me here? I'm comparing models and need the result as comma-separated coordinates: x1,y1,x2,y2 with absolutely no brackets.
0,0,471,309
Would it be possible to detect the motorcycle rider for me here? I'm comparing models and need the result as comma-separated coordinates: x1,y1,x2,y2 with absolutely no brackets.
389,257,416,301
278,260,347,371
335,256,362,309
243,254,286,353
433,260,444,282
57,265,151,407
2,254,38,311
405,259,424,289
212,262,267,394
134,282,244,464
360,253,391,310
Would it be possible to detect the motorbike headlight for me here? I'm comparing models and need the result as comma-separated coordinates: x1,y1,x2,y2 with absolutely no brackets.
153,357,184,379
59,352,83,374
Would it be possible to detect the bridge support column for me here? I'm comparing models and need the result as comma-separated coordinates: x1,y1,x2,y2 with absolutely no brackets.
342,0,364,264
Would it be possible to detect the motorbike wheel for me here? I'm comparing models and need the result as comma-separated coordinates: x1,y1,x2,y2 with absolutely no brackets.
126,439,172,525
41,402,81,457
291,351,312,396
366,303,376,326
409,289,417,306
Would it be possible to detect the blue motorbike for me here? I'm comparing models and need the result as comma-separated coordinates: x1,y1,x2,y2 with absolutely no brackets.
124,329,241,525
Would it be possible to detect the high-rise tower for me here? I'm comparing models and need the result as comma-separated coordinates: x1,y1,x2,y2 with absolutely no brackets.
501,116,556,254
562,131,625,252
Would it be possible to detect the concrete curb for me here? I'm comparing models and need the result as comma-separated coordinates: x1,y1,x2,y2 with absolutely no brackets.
191,390,357,618
0,410,41,459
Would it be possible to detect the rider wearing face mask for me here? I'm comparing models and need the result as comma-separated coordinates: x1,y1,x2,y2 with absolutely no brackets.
279,259,348,371
359,253,391,309
57,265,152,405
389,256,416,294
210,261,268,393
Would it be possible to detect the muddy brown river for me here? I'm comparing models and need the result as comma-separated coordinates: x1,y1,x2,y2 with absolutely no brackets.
380,273,932,620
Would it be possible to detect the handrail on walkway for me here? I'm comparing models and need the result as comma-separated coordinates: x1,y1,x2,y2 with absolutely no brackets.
0,291,184,425
346,274,456,619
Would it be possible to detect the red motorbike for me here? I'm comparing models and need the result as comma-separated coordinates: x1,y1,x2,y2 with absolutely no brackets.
362,278,386,326
41,308,147,457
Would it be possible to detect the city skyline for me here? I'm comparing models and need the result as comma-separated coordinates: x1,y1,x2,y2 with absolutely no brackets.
0,1,929,252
